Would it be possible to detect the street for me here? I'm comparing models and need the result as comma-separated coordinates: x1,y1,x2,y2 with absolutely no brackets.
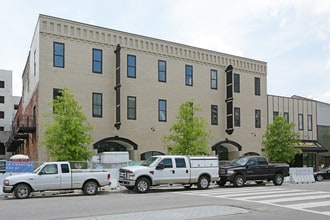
1,181,330,220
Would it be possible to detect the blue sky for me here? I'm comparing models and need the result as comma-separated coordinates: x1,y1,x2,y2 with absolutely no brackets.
1,0,330,103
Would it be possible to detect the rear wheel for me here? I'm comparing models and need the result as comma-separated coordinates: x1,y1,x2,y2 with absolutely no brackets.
134,177,150,193
315,174,324,181
83,180,98,195
273,174,284,185
197,175,210,190
14,183,31,199
233,175,245,187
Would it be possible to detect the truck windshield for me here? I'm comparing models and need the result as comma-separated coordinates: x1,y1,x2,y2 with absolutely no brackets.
141,157,159,167
230,157,249,166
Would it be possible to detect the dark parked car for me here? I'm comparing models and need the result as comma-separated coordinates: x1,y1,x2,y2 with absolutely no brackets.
314,167,330,181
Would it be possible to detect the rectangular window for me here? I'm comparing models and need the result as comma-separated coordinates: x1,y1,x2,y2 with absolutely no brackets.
175,158,186,168
255,109,261,128
185,65,193,86
255,77,260,96
234,73,240,93
127,55,136,78
53,42,64,68
211,69,217,89
127,96,136,120
92,49,102,73
0,81,4,88
234,107,241,127
308,115,312,131
0,111,4,119
0,96,4,104
284,112,289,122
158,99,167,122
92,93,102,117
273,111,279,121
158,60,166,82
211,105,218,125
298,114,303,130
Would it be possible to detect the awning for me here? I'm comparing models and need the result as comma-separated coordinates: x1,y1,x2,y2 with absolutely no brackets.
295,140,328,153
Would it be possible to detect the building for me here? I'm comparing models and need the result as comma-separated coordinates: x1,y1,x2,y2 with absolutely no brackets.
0,69,20,159
267,95,329,169
6,14,268,162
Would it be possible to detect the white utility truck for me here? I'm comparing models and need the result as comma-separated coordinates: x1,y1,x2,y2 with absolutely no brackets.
118,155,219,193
2,161,111,199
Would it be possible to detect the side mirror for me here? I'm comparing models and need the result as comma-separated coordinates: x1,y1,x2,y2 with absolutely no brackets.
156,164,165,170
39,170,45,175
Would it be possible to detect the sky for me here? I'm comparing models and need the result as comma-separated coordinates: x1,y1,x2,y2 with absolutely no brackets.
1,0,330,103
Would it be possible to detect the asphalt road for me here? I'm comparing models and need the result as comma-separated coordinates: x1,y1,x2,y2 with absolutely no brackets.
1,181,330,220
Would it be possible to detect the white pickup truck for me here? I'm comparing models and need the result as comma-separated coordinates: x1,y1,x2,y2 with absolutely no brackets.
2,161,111,199
118,155,219,193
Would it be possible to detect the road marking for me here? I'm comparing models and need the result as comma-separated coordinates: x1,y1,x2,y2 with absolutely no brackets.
173,187,330,217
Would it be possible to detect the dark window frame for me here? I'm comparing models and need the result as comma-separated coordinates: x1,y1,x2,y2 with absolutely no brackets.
0,111,4,119
234,107,241,127
211,69,217,89
308,115,313,131
158,99,167,122
234,73,240,93
0,96,4,104
53,42,65,68
298,114,304,130
92,48,103,73
92,92,103,118
255,77,261,96
127,96,137,120
185,65,193,86
255,109,261,128
0,81,4,88
211,104,218,125
158,60,167,82
127,55,136,78
284,112,289,122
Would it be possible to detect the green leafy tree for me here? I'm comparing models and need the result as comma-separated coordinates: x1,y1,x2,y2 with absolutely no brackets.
42,88,93,161
262,115,301,163
163,99,212,155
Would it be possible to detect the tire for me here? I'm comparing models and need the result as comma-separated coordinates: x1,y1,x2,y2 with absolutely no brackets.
233,175,245,187
197,175,210,190
83,180,98,195
217,179,227,187
315,174,324,181
14,183,31,199
273,174,284,186
134,177,150,193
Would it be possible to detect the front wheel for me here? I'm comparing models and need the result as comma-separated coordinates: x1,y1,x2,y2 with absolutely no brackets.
14,183,31,199
315,174,324,181
197,175,210,190
134,178,150,193
233,175,245,187
273,174,284,185
83,180,98,195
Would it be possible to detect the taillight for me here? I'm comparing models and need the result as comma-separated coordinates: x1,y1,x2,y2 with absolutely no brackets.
107,173,111,180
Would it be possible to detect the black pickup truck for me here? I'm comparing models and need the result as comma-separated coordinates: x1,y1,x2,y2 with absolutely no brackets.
218,156,289,187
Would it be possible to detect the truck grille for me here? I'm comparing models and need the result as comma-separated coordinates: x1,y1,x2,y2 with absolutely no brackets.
119,171,127,179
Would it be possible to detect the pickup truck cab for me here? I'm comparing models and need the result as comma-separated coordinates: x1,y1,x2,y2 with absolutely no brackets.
218,156,289,187
119,155,219,193
3,161,110,199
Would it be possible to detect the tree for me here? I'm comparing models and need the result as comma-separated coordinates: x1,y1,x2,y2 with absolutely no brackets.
262,115,301,163
163,99,212,155
42,88,93,161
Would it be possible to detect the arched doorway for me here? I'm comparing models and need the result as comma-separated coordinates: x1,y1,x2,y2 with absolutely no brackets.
93,136,138,160
211,139,242,161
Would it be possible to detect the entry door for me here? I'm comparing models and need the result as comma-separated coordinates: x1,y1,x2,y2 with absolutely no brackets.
153,158,176,184
35,164,61,190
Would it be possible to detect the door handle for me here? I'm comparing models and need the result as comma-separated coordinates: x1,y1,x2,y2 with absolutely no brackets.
186,170,188,173
172,170,175,174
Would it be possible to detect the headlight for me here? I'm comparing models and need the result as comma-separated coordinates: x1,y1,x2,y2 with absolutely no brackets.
227,170,235,174
128,173,135,180
3,179,9,186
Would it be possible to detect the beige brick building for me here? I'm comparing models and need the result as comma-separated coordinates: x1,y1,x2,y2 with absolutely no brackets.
7,15,268,162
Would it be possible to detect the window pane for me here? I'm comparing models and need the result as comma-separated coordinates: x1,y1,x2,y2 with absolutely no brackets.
185,65,193,86
298,114,303,130
127,96,136,119
158,60,166,82
255,77,260,96
53,42,64,68
159,99,167,122
234,107,240,127
93,49,102,73
255,109,261,128
234,73,240,93
211,69,217,89
92,93,102,117
211,105,218,125
308,115,312,131
127,55,136,78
